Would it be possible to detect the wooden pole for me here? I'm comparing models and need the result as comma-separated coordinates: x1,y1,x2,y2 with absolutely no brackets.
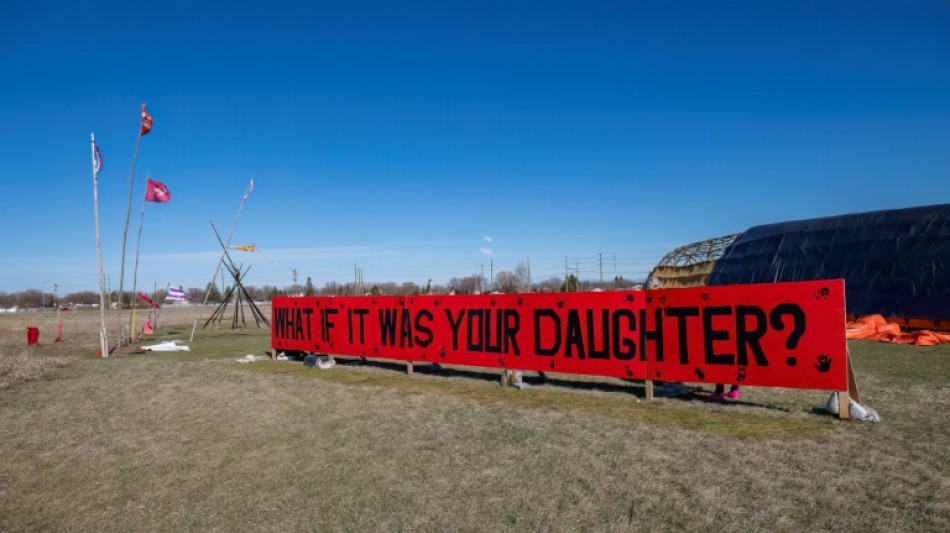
117,107,145,346
847,349,861,404
838,389,851,419
129,195,147,338
91,133,109,358
190,177,254,341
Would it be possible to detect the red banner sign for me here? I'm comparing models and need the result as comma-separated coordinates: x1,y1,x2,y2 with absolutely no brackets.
272,280,847,391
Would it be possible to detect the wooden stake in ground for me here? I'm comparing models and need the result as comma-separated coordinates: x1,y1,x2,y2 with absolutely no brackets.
90,133,109,358
190,177,255,341
152,283,169,332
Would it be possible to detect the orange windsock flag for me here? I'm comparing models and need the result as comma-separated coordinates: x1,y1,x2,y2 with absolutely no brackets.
231,245,256,252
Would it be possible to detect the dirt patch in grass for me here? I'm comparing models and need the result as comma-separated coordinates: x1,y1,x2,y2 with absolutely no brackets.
0,350,74,389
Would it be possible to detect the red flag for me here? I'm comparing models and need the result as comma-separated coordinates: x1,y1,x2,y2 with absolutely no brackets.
144,177,171,203
137,292,160,308
140,103,153,136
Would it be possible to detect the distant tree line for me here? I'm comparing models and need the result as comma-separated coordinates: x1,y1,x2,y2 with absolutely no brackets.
0,271,641,309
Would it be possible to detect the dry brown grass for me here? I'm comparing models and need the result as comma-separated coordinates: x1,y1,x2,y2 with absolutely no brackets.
0,307,948,531
0,350,73,389
0,306,207,388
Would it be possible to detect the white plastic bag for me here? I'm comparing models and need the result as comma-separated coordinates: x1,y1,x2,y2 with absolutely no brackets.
825,392,881,422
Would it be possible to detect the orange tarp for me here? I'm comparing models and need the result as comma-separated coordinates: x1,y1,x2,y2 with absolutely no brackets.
846,314,950,346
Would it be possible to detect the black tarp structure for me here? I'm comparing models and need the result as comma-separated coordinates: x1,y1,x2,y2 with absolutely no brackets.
708,203,950,322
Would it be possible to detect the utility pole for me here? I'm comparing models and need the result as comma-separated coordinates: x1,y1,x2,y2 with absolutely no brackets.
490,257,494,293
599,252,604,289
527,257,531,292
292,267,298,295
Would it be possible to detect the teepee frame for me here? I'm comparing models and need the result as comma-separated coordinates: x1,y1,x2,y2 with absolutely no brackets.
203,222,270,330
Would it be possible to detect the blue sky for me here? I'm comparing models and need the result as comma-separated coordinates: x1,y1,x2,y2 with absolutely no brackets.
1,1,949,295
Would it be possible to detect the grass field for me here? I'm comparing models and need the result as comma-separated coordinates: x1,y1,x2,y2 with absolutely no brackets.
1,307,948,531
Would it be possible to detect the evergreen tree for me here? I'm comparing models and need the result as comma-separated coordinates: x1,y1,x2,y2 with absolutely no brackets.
304,276,316,296
561,274,579,292
205,281,222,303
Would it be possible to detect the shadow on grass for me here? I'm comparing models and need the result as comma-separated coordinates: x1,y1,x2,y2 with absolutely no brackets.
334,357,798,415
119,324,842,439
232,355,834,440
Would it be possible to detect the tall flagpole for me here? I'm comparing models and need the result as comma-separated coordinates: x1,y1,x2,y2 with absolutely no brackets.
91,134,109,357
129,192,148,338
190,177,255,341
117,103,148,346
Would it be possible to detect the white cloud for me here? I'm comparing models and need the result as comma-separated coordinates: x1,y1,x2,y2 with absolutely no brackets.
479,247,494,256
480,233,493,242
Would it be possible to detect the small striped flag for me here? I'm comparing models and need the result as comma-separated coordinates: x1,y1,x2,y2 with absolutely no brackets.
166,286,187,302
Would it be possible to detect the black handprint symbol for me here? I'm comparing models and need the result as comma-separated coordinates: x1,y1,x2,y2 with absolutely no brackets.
814,354,832,372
